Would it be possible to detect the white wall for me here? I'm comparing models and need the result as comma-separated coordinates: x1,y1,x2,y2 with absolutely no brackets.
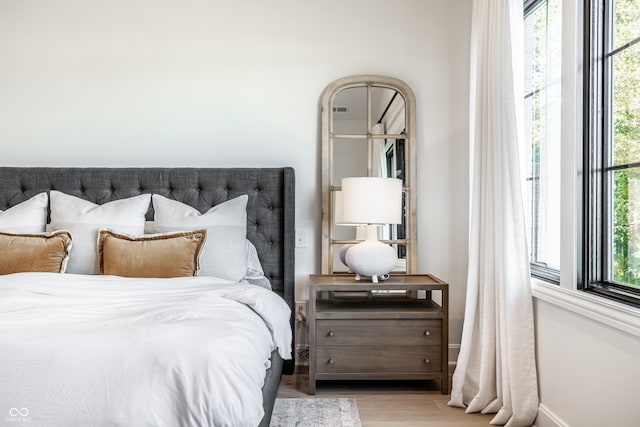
534,299,640,427
0,0,473,356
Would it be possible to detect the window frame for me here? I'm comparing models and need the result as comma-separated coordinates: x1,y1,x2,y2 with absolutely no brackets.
528,0,640,339
524,0,562,284
582,0,640,307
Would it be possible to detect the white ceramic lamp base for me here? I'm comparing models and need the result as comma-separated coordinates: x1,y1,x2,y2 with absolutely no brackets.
345,225,397,283
338,225,367,268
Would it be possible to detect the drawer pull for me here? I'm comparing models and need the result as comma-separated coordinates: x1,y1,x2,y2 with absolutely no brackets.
424,330,431,336
424,358,430,364
328,358,334,364
328,331,334,337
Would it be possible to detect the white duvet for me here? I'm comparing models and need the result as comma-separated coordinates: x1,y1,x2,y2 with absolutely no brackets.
0,273,292,427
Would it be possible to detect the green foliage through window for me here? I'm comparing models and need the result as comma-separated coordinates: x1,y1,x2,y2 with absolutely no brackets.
608,0,640,287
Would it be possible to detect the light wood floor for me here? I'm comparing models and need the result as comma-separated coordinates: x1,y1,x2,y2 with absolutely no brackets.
277,367,494,427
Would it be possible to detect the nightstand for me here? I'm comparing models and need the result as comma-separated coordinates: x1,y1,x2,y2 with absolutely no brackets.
308,274,449,394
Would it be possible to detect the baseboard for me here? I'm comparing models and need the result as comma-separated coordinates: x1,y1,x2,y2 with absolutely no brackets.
449,344,460,362
534,404,570,427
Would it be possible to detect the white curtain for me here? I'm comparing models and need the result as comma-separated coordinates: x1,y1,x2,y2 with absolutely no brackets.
448,0,539,426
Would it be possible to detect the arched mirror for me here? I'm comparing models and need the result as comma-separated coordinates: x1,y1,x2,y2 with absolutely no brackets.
321,75,417,274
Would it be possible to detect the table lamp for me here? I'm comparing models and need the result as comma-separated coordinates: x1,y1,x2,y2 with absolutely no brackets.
340,177,403,282
333,190,367,268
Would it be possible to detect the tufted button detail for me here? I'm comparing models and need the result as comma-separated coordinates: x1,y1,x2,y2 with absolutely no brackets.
269,205,274,210
268,240,273,245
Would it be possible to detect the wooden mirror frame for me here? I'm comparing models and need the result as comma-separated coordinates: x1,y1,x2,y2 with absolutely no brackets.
320,75,417,274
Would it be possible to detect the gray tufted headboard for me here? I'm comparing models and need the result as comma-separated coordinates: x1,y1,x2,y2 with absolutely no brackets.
0,167,295,370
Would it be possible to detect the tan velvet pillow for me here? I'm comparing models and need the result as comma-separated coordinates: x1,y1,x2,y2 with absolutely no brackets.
0,231,73,274
97,229,207,278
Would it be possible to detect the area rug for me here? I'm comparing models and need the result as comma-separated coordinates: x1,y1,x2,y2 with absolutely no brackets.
269,398,362,427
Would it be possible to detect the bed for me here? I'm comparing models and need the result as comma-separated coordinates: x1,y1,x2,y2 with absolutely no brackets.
0,167,295,427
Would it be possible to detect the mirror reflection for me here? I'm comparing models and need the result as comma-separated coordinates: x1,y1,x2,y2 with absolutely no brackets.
332,139,368,185
332,87,368,134
329,84,408,273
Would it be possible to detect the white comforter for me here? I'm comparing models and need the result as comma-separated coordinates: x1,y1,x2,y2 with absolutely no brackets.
0,273,291,427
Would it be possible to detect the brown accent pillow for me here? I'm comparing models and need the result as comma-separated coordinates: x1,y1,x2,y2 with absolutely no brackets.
97,229,207,278
0,231,73,274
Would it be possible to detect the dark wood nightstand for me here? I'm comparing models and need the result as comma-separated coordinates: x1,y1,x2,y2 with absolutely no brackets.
308,274,449,394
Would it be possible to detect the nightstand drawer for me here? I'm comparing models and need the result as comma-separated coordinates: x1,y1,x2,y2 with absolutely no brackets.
316,319,441,346
316,345,442,374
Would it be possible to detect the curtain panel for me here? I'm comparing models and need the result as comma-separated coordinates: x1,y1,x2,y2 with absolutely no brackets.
448,0,539,425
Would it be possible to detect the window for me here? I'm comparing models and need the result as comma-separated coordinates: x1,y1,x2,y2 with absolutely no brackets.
523,0,563,282
586,0,640,304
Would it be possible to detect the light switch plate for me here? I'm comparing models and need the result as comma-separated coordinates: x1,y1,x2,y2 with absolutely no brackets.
295,229,307,248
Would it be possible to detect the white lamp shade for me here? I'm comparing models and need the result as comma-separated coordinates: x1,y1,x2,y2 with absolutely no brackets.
341,177,402,225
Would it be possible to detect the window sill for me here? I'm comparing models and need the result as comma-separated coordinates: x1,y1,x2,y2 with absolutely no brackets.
531,278,640,338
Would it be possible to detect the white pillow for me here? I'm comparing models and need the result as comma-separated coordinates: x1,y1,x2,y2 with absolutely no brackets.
48,191,151,275
245,239,265,279
243,239,272,290
152,194,248,282
0,192,48,233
